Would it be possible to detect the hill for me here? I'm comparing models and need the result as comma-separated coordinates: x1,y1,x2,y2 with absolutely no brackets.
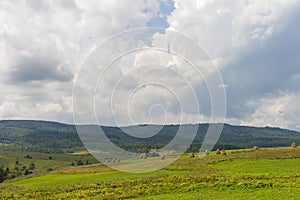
0,120,300,153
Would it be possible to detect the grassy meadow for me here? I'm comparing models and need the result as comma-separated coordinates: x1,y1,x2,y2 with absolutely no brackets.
1,147,300,199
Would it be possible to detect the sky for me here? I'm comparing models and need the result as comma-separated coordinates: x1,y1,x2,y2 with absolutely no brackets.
0,0,299,131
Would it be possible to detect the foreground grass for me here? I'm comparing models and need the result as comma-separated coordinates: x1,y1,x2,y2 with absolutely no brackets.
8,170,189,188
136,187,300,200
1,147,300,199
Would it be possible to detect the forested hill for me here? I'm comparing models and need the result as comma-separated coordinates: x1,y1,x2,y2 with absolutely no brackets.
0,120,300,153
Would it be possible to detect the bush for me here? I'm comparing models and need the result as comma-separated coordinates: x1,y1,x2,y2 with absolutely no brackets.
0,167,8,183
77,159,84,166
24,154,32,159
28,163,35,170
46,167,53,171
24,169,30,176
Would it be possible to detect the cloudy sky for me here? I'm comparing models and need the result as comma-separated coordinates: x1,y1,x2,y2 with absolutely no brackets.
0,0,299,131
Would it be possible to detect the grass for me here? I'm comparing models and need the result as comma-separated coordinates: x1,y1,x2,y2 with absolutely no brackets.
0,150,99,171
135,187,300,200
8,170,189,188
1,147,300,199
216,157,300,175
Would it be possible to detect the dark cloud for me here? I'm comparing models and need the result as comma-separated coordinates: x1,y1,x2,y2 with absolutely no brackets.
26,0,50,11
222,6,300,119
0,0,299,128
8,52,73,84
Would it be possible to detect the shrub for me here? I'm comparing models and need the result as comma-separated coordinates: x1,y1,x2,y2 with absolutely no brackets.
24,154,32,159
77,159,84,166
0,167,8,183
28,163,35,170
46,167,53,171
24,169,30,176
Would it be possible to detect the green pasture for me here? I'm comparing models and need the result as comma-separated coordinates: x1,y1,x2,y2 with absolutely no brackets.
1,147,300,199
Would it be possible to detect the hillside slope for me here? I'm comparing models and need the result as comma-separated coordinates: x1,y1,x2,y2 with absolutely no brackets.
1,148,300,199
0,120,300,153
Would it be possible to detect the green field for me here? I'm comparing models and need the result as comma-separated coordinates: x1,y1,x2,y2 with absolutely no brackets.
1,147,300,199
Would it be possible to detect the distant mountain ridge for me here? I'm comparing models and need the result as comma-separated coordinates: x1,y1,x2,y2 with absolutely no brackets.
0,120,300,153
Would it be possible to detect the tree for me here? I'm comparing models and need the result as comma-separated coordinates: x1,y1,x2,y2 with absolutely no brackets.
28,163,35,170
24,169,30,176
46,168,53,171
0,167,8,183
24,154,32,159
77,159,84,166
